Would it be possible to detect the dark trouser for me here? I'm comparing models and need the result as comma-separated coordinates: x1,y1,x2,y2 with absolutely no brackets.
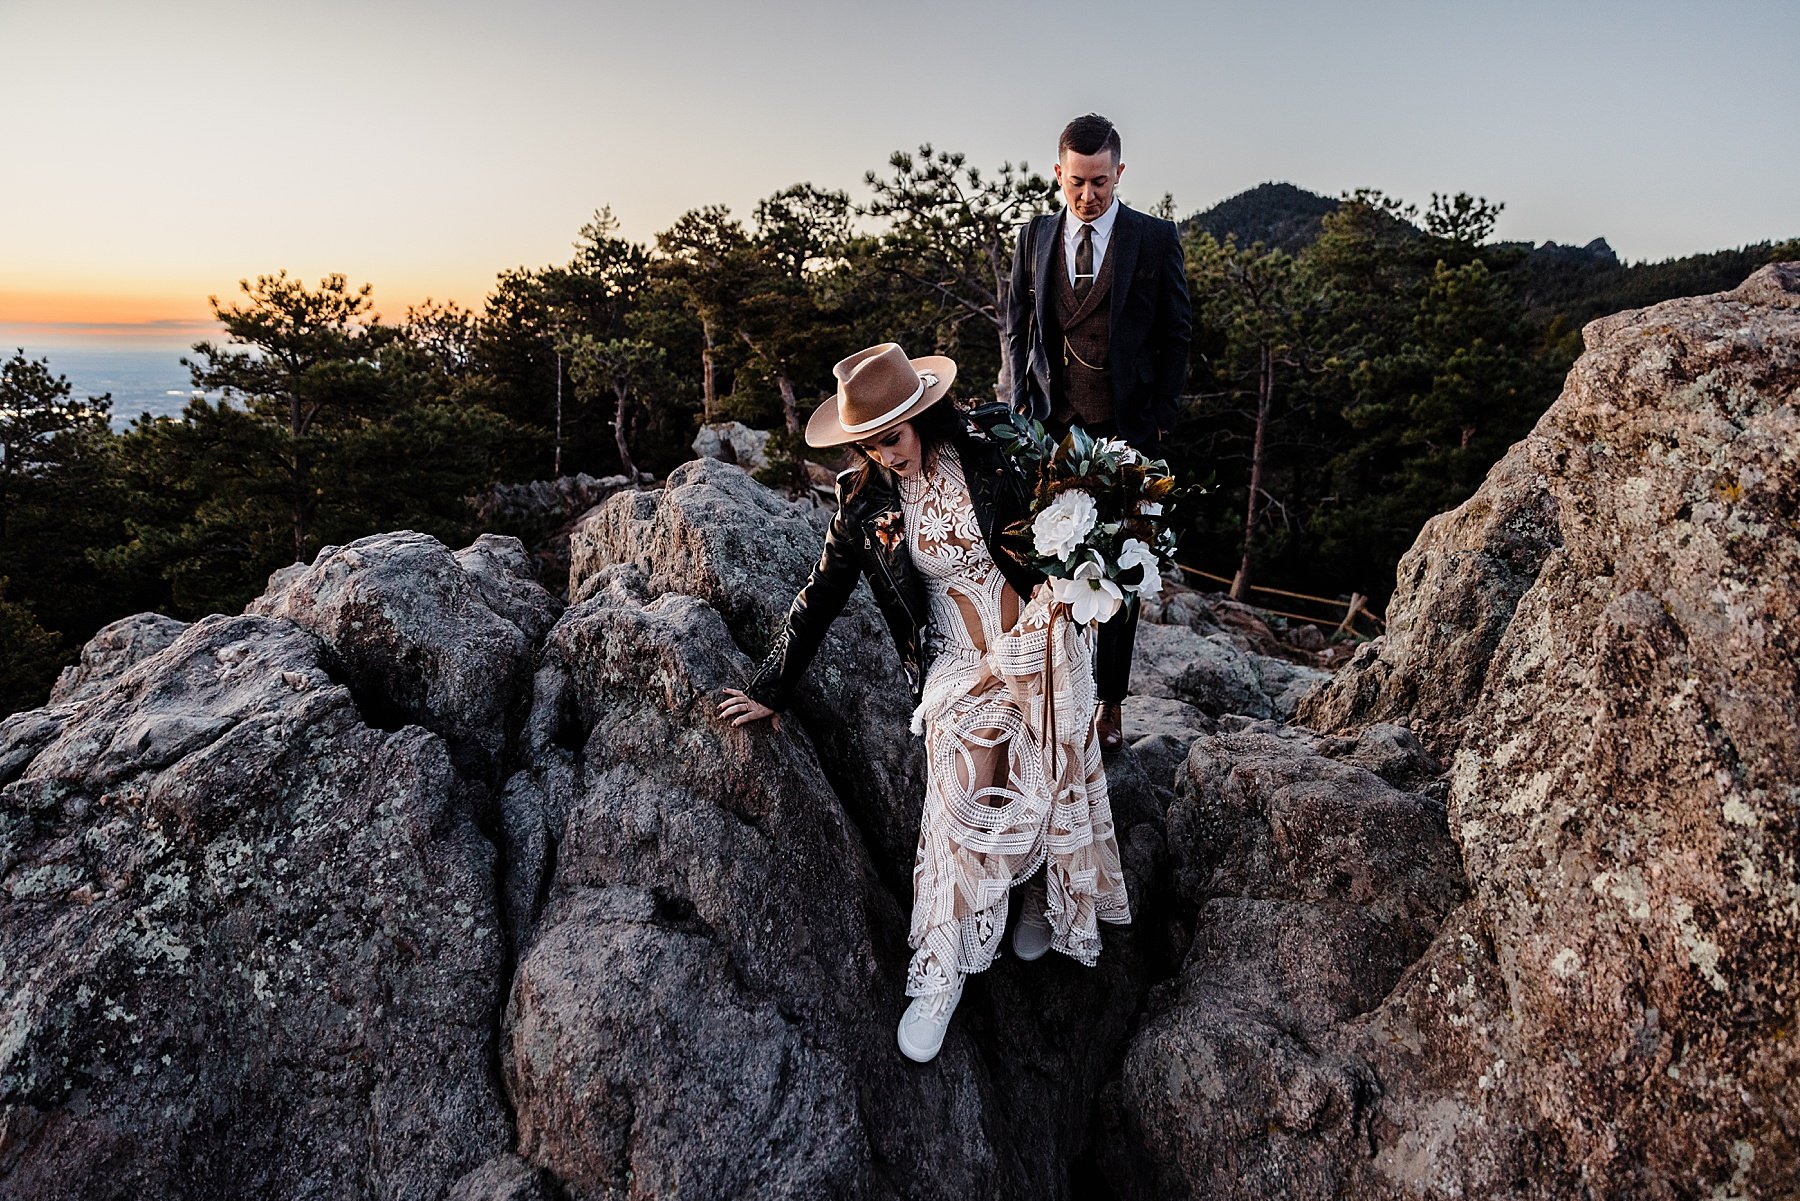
1046,415,1141,705
1094,593,1138,703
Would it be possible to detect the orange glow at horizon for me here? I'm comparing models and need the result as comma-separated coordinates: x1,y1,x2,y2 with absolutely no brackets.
0,272,499,338
0,289,215,329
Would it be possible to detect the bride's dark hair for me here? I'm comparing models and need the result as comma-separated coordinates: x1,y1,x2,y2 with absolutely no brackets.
844,397,973,502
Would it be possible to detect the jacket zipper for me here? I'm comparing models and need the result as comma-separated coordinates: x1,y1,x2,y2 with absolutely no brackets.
862,522,924,696
862,521,920,629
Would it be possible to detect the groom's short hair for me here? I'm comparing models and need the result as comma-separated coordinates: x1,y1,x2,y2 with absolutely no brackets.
1059,114,1121,163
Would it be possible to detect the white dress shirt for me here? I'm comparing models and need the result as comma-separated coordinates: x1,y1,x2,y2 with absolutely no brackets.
1062,196,1121,288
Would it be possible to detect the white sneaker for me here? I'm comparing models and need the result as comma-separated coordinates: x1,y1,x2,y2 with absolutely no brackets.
896,975,964,1063
1012,884,1052,962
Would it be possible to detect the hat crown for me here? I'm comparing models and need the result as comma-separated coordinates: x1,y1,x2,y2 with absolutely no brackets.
805,341,955,447
834,343,936,434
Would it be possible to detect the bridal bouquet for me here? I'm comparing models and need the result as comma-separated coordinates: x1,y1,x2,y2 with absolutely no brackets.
988,412,1181,625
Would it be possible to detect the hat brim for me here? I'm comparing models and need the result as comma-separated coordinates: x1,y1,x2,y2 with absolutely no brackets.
805,355,958,447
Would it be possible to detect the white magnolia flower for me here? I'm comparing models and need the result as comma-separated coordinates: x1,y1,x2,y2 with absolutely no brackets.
1116,538,1164,599
1032,489,1098,561
1050,559,1125,625
1138,500,1164,517
1094,436,1140,464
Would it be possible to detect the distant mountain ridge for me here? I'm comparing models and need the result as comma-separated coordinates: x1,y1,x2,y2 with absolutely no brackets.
1181,182,1796,333
1498,236,1619,266
1183,182,1340,254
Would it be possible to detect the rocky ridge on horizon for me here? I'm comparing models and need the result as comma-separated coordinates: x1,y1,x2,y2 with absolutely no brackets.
2,264,1796,1199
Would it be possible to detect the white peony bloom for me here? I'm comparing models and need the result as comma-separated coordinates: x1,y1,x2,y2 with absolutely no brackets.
1050,559,1125,624
1115,537,1164,599
1032,489,1098,561
1138,500,1163,517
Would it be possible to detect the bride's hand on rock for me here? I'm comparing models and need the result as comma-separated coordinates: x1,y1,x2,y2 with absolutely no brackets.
718,687,781,731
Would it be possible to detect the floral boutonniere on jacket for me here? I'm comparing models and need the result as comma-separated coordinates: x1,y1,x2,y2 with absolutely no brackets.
871,509,906,554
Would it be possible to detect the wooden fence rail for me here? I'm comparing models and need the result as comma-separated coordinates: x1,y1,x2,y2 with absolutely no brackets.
1174,564,1385,638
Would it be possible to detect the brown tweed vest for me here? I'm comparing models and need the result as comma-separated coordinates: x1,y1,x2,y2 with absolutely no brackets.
1052,228,1117,426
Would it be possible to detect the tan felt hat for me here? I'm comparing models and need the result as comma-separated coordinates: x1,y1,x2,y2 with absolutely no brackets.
805,342,957,447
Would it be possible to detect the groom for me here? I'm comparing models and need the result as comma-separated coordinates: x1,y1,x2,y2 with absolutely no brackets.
1004,113,1192,753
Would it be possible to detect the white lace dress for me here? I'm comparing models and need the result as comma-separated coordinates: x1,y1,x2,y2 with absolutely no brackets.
899,443,1131,999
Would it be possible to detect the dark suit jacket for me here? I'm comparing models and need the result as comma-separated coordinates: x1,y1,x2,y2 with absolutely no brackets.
1004,203,1192,445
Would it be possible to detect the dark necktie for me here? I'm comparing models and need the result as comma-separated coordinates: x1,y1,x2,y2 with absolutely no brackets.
1074,223,1094,301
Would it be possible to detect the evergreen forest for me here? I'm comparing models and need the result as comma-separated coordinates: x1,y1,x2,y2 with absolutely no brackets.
3,148,1794,715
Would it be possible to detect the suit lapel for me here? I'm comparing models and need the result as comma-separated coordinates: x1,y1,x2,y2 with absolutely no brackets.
1033,212,1060,336
1062,245,1114,324
1108,204,1141,332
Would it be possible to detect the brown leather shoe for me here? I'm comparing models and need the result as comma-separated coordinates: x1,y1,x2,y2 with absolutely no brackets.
1097,701,1125,755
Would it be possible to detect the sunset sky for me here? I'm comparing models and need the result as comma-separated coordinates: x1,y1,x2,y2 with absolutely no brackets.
4,0,1796,348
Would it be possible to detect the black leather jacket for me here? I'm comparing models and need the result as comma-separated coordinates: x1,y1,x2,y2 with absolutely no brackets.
745,425,1042,713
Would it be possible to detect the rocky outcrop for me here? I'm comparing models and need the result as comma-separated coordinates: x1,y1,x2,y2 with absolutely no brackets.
1201,262,1800,1198
1131,621,1330,722
48,611,189,705
471,472,634,529
469,474,639,603
1294,447,1562,753
1406,262,1798,1196
0,460,1361,1199
1144,581,1340,667
503,582,913,1198
0,532,560,1201
561,458,926,886
691,421,772,474
247,531,555,785
1105,720,1463,1199
3,265,1796,1200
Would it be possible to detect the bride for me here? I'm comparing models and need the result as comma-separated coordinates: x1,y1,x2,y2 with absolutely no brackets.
717,341,1130,1063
